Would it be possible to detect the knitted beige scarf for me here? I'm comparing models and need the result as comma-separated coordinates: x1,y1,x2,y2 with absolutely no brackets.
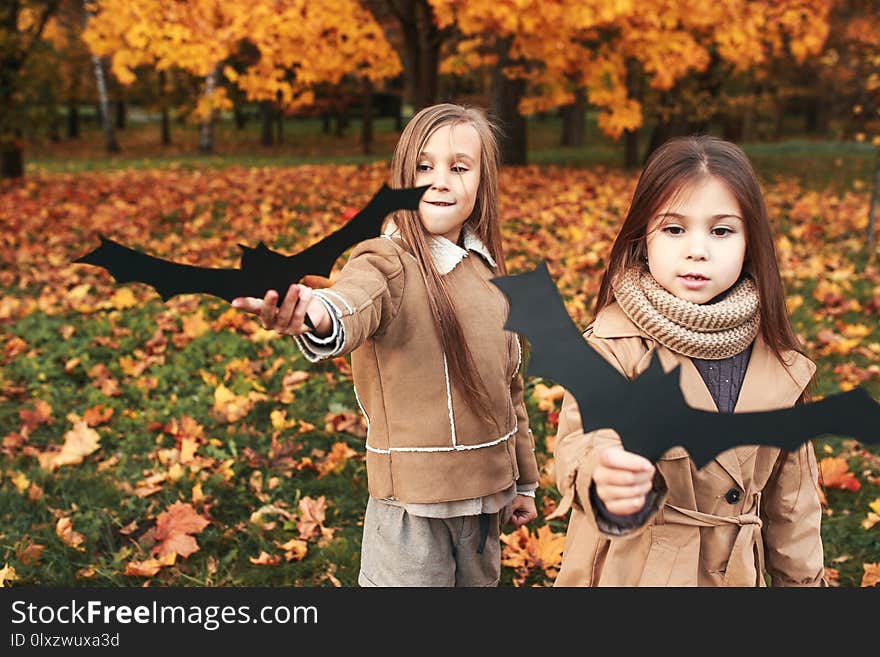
611,267,760,359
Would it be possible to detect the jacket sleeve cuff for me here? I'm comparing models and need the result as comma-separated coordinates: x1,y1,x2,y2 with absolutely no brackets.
586,470,667,537
294,291,345,362
516,483,538,496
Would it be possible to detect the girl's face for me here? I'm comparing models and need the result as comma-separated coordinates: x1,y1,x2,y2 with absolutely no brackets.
415,122,481,244
645,175,747,304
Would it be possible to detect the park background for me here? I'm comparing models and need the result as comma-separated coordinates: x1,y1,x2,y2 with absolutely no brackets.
1,0,879,587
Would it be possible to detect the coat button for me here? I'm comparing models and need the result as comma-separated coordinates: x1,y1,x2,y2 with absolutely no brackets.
725,488,741,504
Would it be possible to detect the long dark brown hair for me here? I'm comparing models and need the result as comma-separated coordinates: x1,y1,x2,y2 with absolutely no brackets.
596,136,808,380
390,103,504,423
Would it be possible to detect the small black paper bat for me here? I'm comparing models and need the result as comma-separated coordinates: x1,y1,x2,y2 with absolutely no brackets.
74,183,428,305
491,262,880,467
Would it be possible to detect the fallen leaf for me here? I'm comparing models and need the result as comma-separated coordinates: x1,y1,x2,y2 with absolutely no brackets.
316,441,357,478
82,405,113,427
20,543,45,566
862,498,880,530
501,525,565,586
324,412,366,438
75,566,97,579
824,567,840,586
297,496,334,541
151,501,210,559
861,562,880,587
532,383,565,412
0,563,18,587
276,538,308,561
38,421,101,471
19,399,53,432
249,551,281,566
818,456,861,492
56,517,86,551
124,553,176,577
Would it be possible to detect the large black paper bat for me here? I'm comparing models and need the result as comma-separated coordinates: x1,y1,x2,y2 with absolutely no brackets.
74,183,428,305
491,262,880,467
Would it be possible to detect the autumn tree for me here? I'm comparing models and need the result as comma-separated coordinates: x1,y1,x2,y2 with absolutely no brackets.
84,0,401,154
380,0,447,111
1,0,62,178
431,0,831,166
42,0,95,140
810,1,880,251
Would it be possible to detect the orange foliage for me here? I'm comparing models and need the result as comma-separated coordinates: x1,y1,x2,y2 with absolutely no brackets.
819,456,861,493
151,501,210,559
501,524,566,586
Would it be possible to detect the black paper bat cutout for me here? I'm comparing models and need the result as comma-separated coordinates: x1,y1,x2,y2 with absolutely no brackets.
74,183,428,305
491,262,880,467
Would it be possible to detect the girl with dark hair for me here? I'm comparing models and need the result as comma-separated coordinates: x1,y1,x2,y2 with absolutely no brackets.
232,104,539,586
550,135,825,587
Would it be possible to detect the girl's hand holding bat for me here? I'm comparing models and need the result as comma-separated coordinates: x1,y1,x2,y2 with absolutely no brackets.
232,284,332,337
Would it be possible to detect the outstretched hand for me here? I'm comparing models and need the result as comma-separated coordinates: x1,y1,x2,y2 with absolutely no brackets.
232,283,332,337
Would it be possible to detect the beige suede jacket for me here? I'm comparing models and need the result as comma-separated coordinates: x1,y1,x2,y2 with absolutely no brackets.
295,226,539,504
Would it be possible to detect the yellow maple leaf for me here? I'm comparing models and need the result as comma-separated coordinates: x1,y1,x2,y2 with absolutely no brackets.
10,471,30,494
501,524,565,585
110,288,138,310
213,384,252,423
0,563,18,587
270,409,298,431
275,538,308,562
181,310,210,339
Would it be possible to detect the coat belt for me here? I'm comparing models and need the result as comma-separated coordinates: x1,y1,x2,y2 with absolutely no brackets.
662,492,765,586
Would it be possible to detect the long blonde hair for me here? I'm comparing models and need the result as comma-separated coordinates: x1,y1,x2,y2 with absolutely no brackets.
390,103,504,422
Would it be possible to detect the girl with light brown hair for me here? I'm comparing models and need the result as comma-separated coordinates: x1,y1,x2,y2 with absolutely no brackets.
233,103,539,586
551,135,825,586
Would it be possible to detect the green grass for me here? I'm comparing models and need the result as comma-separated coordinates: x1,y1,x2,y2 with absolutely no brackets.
24,112,878,195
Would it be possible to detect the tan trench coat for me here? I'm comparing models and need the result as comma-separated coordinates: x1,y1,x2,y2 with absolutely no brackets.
551,302,825,587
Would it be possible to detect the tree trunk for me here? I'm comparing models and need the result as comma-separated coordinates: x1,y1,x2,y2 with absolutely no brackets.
390,0,439,111
560,88,586,147
624,129,639,169
362,79,374,155
198,65,218,154
721,114,744,142
0,139,24,179
491,36,527,165
322,111,331,134
233,105,247,130
624,57,643,169
415,0,438,111
67,102,80,138
868,145,879,254
335,105,349,138
115,99,126,130
260,102,274,146
158,70,170,145
91,54,119,153
260,100,274,146
275,110,283,145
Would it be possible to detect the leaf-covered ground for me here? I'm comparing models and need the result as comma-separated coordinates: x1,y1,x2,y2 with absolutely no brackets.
1,162,878,587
